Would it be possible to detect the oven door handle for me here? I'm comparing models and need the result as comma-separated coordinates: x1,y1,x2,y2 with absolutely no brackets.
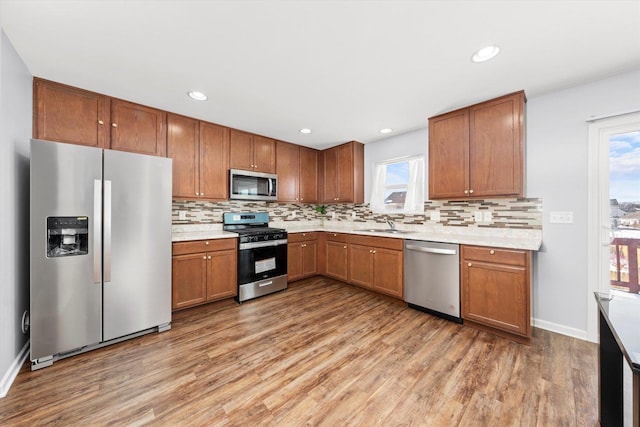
239,239,288,250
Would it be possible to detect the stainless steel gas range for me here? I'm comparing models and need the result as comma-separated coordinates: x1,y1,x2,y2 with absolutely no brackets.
223,212,288,302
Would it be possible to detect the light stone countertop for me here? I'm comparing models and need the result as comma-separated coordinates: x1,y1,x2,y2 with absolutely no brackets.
172,221,542,250
172,224,237,242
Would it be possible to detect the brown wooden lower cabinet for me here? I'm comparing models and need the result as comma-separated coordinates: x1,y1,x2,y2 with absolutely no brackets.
288,232,319,282
172,239,237,311
348,235,403,299
461,245,531,344
324,233,349,282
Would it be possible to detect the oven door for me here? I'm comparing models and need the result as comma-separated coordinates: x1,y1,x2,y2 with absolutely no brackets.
238,239,288,285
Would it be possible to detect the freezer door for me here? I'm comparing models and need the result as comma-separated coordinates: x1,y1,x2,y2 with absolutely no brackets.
102,150,172,340
30,139,103,361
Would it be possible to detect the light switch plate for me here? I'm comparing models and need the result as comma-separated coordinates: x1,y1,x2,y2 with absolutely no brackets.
178,210,187,220
430,210,440,221
483,211,492,222
549,211,574,223
351,211,357,219
474,211,483,222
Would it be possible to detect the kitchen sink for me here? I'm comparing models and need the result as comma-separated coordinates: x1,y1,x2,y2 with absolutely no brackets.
360,228,413,234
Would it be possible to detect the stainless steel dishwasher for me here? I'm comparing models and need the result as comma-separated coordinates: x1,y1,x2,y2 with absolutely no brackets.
404,240,462,323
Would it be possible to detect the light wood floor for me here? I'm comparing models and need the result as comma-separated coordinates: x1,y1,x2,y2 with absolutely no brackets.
1,277,598,426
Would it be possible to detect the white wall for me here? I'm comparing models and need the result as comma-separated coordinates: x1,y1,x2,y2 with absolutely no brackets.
0,28,32,397
364,69,640,339
527,69,640,339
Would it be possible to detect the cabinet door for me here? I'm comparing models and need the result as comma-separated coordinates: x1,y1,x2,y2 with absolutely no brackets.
34,78,109,148
229,130,253,170
288,242,304,282
200,122,229,199
349,244,374,289
206,249,237,301
277,141,299,202
428,109,469,199
110,99,166,156
461,260,528,336
325,240,348,282
302,241,318,277
299,147,318,203
323,147,338,202
373,248,403,299
172,253,207,310
253,135,276,173
469,92,524,197
167,114,199,198
336,143,354,202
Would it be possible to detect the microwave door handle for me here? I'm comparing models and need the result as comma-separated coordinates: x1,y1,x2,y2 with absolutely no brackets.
268,178,273,196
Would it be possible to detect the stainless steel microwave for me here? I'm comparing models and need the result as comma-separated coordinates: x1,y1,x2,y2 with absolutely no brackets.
229,169,278,201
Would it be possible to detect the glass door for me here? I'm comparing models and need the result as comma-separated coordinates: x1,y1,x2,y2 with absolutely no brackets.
609,130,640,294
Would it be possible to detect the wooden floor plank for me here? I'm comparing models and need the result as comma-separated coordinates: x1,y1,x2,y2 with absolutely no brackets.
0,277,598,426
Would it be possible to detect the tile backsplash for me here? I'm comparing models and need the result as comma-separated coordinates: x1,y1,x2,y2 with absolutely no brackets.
172,198,542,230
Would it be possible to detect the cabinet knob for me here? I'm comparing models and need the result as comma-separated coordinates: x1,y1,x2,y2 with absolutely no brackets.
202,256,207,260
464,190,469,194
207,256,212,260
300,198,304,201
490,250,495,255
303,244,307,248
373,250,376,254
468,262,472,267
98,120,104,125
469,189,474,194
111,123,117,128
333,233,337,237
205,241,209,245
343,245,347,249
302,233,306,236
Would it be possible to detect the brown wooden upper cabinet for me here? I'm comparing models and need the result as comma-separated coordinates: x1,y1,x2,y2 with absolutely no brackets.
34,78,110,149
428,91,525,200
34,78,167,157
167,114,229,200
321,140,364,203
229,129,276,174
276,141,318,203
110,99,166,157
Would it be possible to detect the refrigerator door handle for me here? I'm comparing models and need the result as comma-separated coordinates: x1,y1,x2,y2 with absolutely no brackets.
94,180,102,284
104,180,112,283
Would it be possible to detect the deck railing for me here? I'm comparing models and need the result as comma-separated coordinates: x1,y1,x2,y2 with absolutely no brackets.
610,237,640,293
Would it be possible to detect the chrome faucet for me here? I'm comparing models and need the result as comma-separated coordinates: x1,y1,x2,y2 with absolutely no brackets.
386,220,396,230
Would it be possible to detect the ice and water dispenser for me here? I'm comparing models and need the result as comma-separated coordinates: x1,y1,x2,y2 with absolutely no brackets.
46,217,89,258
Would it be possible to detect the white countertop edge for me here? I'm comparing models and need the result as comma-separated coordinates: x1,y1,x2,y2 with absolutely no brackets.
172,223,542,250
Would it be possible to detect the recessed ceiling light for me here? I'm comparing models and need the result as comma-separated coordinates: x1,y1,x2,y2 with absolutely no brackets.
299,128,312,134
472,45,500,63
380,128,393,134
187,91,208,101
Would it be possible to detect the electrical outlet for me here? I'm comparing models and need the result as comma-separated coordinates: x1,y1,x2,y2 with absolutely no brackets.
331,212,336,219
483,211,492,222
351,211,357,219
178,210,187,220
474,211,483,222
550,211,574,223
291,211,296,219
430,210,440,221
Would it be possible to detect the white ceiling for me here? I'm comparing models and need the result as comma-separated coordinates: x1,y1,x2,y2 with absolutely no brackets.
1,0,640,149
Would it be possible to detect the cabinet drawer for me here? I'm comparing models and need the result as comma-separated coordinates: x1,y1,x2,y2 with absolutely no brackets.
288,232,319,243
461,245,527,266
173,238,236,255
349,234,404,251
324,232,349,243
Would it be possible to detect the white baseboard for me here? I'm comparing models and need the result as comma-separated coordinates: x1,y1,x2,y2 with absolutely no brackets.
0,340,29,398
533,318,590,342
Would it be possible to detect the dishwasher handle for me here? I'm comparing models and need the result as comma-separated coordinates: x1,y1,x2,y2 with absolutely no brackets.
405,244,457,255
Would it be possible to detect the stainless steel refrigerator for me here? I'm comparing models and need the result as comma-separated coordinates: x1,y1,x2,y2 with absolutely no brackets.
30,139,172,370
